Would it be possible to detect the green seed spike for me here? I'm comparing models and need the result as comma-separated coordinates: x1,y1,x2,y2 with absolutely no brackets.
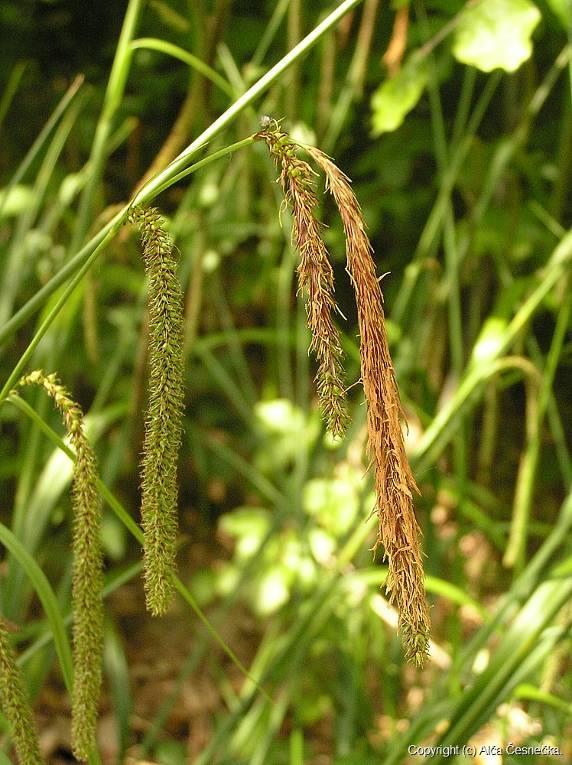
129,207,184,617
15,370,103,759
0,619,44,765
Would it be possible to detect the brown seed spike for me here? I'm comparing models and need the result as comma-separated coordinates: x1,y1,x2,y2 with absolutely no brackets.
256,126,349,438
306,147,430,666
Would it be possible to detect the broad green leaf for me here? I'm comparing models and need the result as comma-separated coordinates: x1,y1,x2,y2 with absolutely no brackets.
453,0,541,72
371,57,428,135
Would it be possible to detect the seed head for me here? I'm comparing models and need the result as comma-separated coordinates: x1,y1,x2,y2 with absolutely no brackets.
307,147,430,666
0,620,44,764
129,207,184,616
16,370,104,757
256,126,349,437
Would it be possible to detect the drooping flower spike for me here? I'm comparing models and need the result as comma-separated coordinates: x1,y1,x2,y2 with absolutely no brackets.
256,122,429,666
256,125,349,438
16,370,104,757
129,207,185,617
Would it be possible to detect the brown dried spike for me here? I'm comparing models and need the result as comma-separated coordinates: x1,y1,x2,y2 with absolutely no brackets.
257,128,349,437
307,146,430,666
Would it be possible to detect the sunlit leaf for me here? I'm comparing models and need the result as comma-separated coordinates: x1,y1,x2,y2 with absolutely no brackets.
255,565,291,614
453,0,541,72
190,568,217,605
215,562,240,596
255,398,305,434
219,507,270,558
100,514,127,560
303,476,359,536
0,185,34,217
154,740,188,765
470,316,508,364
308,528,336,564
295,692,332,726
371,56,428,135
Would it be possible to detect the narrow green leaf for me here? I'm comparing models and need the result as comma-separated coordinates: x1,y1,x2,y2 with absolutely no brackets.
104,622,132,761
0,523,74,692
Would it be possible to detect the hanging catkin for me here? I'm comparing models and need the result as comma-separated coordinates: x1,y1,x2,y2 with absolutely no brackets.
256,124,349,438
16,370,104,757
129,207,184,616
307,147,430,665
0,619,44,764
255,122,430,664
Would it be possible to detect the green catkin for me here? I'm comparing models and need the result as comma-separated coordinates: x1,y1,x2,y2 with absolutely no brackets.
0,619,44,765
16,370,103,759
129,207,184,616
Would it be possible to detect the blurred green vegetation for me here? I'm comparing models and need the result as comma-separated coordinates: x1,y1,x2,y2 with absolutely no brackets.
0,0,571,763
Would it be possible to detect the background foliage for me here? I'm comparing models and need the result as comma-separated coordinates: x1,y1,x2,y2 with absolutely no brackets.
0,0,571,763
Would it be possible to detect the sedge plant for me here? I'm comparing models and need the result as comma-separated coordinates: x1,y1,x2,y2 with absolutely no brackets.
2,0,572,761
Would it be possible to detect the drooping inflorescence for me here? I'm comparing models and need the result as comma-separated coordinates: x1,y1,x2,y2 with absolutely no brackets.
307,147,430,665
0,619,44,764
16,369,104,758
256,124,349,438
256,122,429,666
129,207,184,617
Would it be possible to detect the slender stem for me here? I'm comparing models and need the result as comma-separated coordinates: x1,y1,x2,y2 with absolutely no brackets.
349,0,380,96
286,0,302,118
317,32,336,135
504,281,571,570
251,0,291,68
69,0,143,253
418,0,467,480
130,38,234,96
412,230,572,472
146,136,256,199
0,61,27,137
132,0,363,206
324,0,381,150
0,0,362,352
